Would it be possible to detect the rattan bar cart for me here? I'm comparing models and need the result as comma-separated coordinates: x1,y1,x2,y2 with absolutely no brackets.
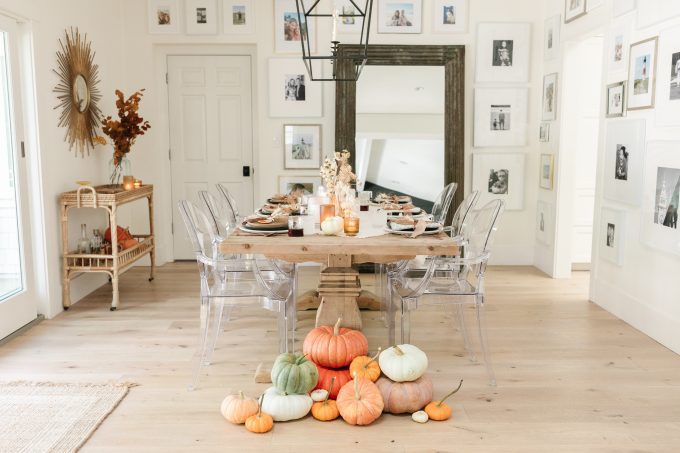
60,185,155,311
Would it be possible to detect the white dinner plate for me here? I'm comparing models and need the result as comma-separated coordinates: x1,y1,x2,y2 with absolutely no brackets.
384,226,444,236
238,225,288,235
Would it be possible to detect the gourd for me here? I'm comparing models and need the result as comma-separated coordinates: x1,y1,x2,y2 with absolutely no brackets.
375,374,433,414
311,376,340,421
220,390,258,424
245,394,274,434
378,344,428,382
261,386,313,422
321,216,344,235
303,317,368,368
424,380,463,421
349,348,382,382
314,364,351,399
310,389,328,402
336,372,384,426
411,410,429,423
271,352,318,395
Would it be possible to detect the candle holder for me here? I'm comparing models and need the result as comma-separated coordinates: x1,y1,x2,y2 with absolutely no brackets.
133,179,142,189
122,175,135,191
343,215,360,237
320,204,335,224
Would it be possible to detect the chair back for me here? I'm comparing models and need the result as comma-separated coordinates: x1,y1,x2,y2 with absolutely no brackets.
177,200,219,259
465,199,505,258
199,190,234,238
450,190,480,238
216,184,240,225
430,182,458,224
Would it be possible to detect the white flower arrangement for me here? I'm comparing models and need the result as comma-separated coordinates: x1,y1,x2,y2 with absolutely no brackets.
319,150,358,215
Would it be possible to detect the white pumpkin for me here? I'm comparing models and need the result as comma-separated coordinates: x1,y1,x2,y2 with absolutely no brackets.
412,410,429,423
310,389,328,402
261,386,313,421
321,216,344,235
379,344,428,382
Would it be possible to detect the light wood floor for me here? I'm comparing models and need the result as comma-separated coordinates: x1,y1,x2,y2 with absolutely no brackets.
2,264,680,452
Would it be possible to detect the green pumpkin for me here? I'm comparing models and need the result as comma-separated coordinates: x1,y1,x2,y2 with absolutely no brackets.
271,353,318,395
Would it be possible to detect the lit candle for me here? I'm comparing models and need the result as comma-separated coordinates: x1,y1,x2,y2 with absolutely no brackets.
331,8,339,42
343,216,360,237
123,175,135,191
320,204,336,224
133,179,142,189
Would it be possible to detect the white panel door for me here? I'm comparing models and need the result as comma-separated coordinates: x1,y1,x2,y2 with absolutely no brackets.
168,55,254,259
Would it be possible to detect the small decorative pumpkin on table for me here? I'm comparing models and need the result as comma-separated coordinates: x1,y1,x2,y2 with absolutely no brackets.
314,364,351,399
245,394,273,434
424,380,464,421
220,390,258,424
311,376,340,421
303,317,368,369
271,352,318,395
336,372,384,426
349,347,382,382
375,374,433,414
379,344,428,383
261,386,313,422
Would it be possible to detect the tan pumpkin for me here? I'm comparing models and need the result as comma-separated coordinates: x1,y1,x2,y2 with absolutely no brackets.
311,376,339,421
424,380,463,421
336,372,384,426
220,390,259,424
303,317,368,368
349,348,382,382
245,394,274,434
314,364,351,399
375,374,433,414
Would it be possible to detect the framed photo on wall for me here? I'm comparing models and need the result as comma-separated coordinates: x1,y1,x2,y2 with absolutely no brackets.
600,208,626,265
275,0,316,53
542,73,558,121
627,37,658,111
284,124,321,169
268,58,322,117
540,154,555,190
185,0,218,34
148,0,181,34
536,201,554,245
432,0,468,33
603,119,646,205
609,21,631,75
278,175,322,196
378,0,423,34
539,122,550,142
222,0,255,34
473,88,529,148
544,15,561,61
606,81,626,118
655,26,680,127
565,0,587,23
335,0,365,34
475,22,532,83
641,141,680,256
472,153,526,211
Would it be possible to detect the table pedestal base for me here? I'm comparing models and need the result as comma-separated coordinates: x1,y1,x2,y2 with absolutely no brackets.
315,267,362,330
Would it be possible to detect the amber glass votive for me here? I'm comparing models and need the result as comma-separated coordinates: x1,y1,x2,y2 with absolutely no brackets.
133,179,142,189
344,216,360,236
320,204,335,223
122,176,135,191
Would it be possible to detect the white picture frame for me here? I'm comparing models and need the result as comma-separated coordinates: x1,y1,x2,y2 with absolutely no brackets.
608,20,631,76
268,58,322,118
475,22,532,83
613,0,635,17
565,0,587,23
222,0,255,34
600,208,626,265
641,141,680,257
540,154,555,190
542,73,558,121
544,15,561,61
637,0,680,29
603,119,646,206
606,81,626,118
275,0,316,54
148,0,181,34
378,0,423,34
654,26,680,127
284,124,322,169
432,0,468,34
539,122,551,143
536,201,554,245
185,0,218,35
472,153,526,211
279,175,322,196
473,88,528,148
335,0,365,34
627,37,658,111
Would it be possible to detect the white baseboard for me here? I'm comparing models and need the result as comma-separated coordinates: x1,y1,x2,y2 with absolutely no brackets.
489,243,535,265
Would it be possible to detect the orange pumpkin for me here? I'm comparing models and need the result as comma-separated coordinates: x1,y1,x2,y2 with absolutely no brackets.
314,364,351,399
220,390,259,424
245,394,274,434
376,374,433,414
311,376,339,421
349,348,382,382
336,372,384,426
424,380,463,421
303,317,368,368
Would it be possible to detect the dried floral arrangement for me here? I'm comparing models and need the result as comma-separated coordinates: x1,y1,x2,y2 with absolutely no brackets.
320,150,357,214
101,89,151,166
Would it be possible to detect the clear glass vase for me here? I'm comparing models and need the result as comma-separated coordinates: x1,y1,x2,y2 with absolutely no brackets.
77,224,91,254
108,156,131,185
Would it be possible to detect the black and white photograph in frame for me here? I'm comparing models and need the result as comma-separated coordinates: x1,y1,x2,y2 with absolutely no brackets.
476,22,531,83
433,0,468,33
655,26,680,127
222,0,255,34
378,0,423,34
641,141,680,256
472,153,525,210
275,0,316,54
606,81,626,118
278,176,322,197
565,0,587,23
540,154,554,190
613,0,635,17
603,119,646,205
544,15,561,61
542,73,558,121
185,0,218,34
536,201,553,245
627,36,658,111
600,208,626,265
268,58,322,118
148,0,181,34
609,21,631,75
474,88,528,148
334,0,365,34
637,0,680,29
284,124,321,169
539,122,550,142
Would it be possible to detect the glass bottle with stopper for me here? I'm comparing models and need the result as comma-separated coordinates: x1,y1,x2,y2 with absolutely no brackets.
77,224,91,254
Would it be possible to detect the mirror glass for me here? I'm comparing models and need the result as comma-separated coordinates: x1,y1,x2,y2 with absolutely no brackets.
72,74,89,113
355,65,445,211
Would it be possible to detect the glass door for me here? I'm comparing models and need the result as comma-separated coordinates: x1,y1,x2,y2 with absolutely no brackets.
0,15,37,339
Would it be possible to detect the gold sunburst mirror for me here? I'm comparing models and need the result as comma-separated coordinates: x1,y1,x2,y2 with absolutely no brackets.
54,28,102,157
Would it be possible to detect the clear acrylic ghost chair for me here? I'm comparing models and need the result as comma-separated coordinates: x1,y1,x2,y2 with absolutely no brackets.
430,182,458,224
178,200,295,390
199,190,235,240
388,199,505,386
446,190,481,239
215,183,241,225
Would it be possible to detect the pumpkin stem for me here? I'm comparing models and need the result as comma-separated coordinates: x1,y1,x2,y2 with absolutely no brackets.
333,317,343,335
257,393,264,417
437,379,463,407
352,371,360,400
366,347,382,366
325,376,336,403
393,345,404,356
238,390,245,399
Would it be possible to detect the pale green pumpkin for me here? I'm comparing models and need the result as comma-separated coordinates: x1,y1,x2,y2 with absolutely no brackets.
271,353,319,395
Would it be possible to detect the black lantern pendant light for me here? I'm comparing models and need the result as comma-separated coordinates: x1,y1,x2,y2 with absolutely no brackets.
295,0,373,82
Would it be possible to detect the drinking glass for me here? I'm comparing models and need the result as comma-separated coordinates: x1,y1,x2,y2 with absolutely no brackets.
359,191,372,212
288,215,304,237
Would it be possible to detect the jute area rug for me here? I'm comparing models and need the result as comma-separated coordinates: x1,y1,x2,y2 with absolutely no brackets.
0,381,135,453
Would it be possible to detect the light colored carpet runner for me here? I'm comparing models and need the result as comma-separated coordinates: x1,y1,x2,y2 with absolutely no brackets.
0,381,134,452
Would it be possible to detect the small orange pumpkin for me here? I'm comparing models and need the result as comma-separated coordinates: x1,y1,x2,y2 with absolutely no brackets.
303,317,368,368
424,380,463,421
314,364,351,399
336,372,384,426
245,394,274,434
220,390,258,424
349,347,382,382
311,376,339,421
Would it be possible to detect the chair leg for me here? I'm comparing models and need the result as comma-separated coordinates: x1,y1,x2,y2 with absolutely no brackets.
455,303,476,362
204,301,226,367
475,295,496,386
277,304,289,354
375,263,388,327
387,279,396,346
400,298,412,344
188,296,212,391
